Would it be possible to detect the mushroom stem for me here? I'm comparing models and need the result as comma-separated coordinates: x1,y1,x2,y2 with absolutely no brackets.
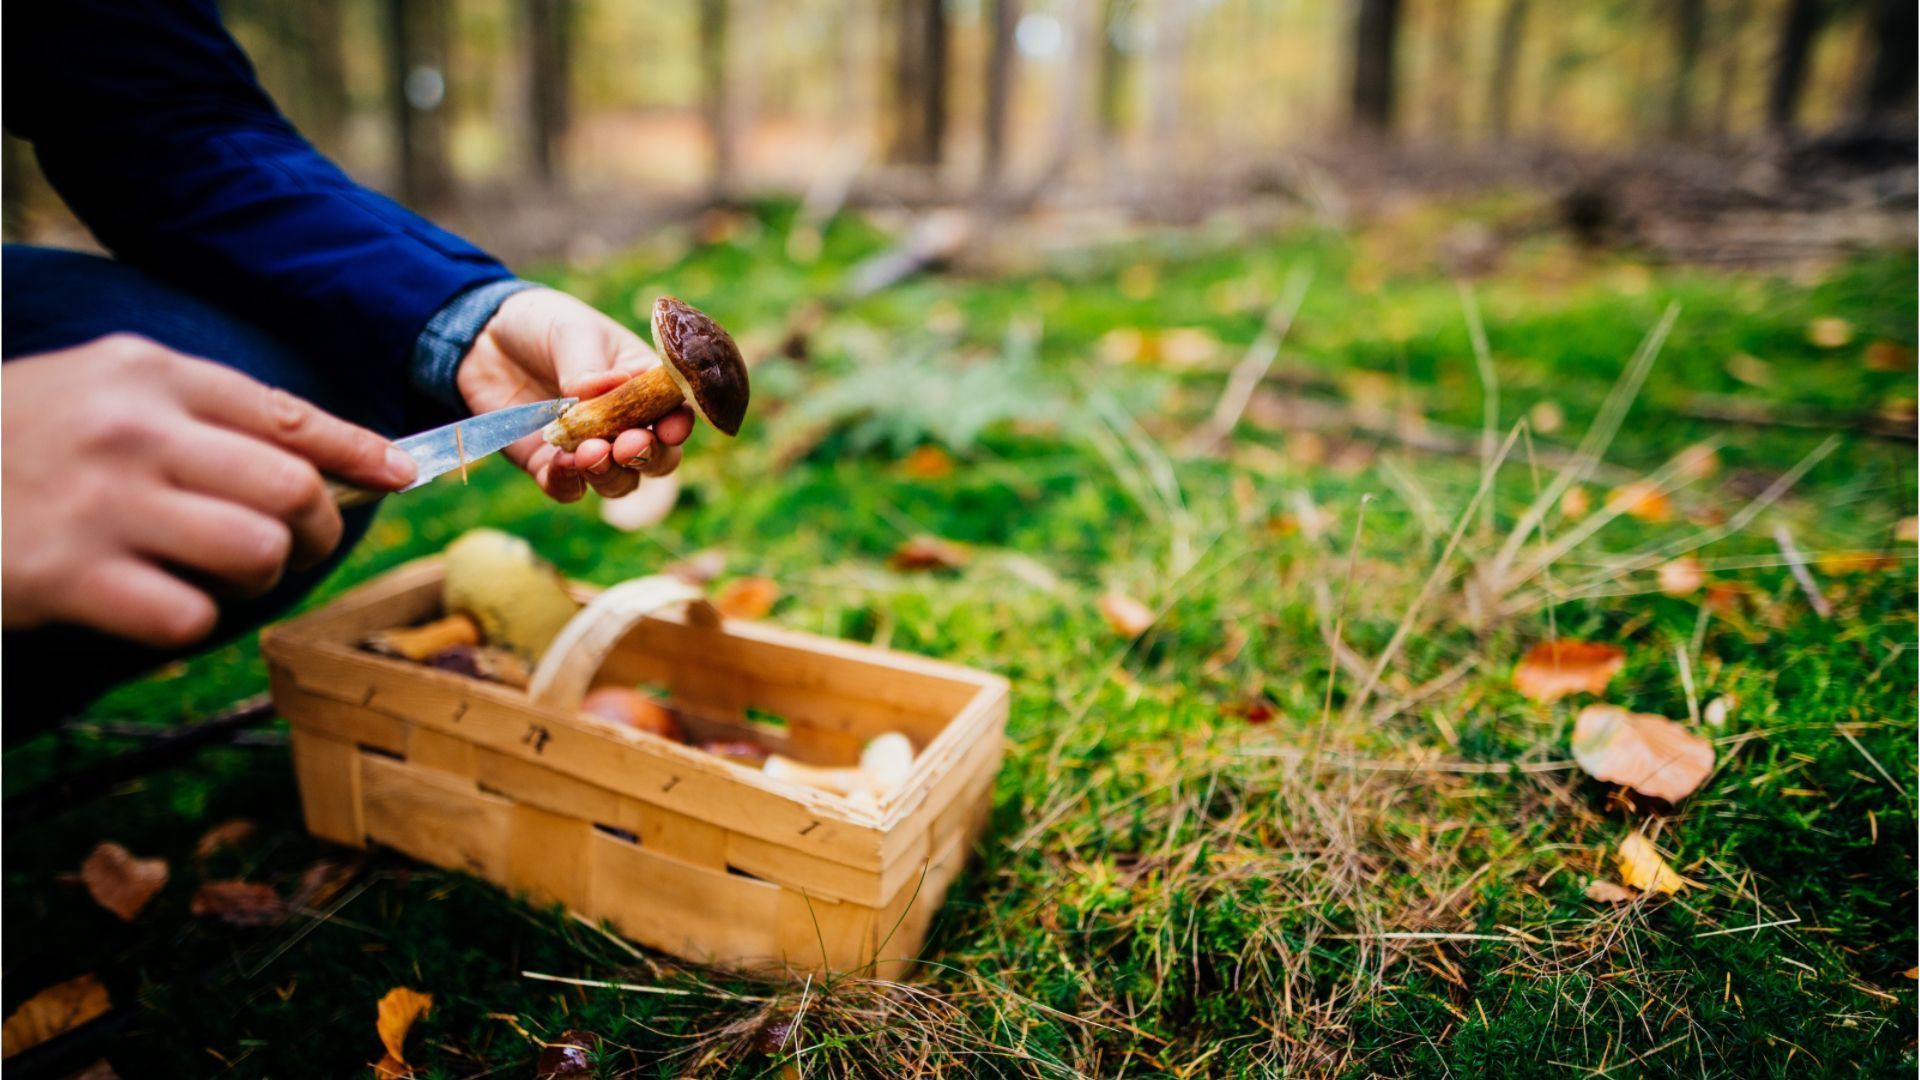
541,366,685,452
364,613,482,661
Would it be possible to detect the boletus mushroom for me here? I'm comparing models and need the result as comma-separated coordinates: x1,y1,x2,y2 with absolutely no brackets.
581,686,684,742
542,297,749,451
442,529,581,662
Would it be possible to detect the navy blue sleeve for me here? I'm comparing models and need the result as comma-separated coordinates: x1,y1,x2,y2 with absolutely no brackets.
3,0,515,432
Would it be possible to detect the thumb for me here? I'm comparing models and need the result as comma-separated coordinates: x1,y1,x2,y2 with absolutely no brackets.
550,316,656,400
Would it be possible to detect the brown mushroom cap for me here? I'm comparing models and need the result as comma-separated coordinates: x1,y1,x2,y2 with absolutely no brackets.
651,296,749,437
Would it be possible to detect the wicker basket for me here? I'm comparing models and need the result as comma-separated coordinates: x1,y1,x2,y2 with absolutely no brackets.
261,557,1008,979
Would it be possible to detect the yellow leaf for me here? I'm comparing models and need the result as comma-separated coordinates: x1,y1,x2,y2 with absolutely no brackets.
1098,592,1155,637
1574,705,1716,803
1615,833,1698,895
79,842,168,922
376,987,433,1065
1513,641,1625,703
2,974,111,1059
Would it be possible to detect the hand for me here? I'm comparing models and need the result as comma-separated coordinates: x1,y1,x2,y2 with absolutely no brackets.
456,288,695,502
1,335,416,647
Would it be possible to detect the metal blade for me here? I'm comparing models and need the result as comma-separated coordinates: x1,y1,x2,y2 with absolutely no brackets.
394,397,577,491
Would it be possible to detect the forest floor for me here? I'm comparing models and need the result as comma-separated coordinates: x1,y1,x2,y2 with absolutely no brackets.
4,196,1916,1077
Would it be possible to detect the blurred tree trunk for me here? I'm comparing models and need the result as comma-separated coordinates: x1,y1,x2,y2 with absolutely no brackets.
1710,0,1752,139
1665,0,1704,136
383,0,451,207
1096,0,1127,149
981,0,1018,189
700,0,736,200
1486,0,1527,139
1859,0,1916,129
1145,0,1193,158
1350,0,1400,133
524,0,573,186
889,0,949,168
1426,0,1463,135
1765,0,1824,134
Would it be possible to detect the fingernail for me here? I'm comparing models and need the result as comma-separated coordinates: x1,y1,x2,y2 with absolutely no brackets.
386,446,418,484
624,455,649,470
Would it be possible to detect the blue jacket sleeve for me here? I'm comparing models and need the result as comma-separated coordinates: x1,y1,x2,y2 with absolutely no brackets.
4,0,515,432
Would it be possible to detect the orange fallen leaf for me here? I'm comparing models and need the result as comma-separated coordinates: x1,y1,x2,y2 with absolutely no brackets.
1703,580,1755,615
1098,592,1155,636
1903,968,1918,981
194,819,258,860
1607,481,1673,523
2,974,111,1058
714,577,780,619
1814,550,1899,576
1864,340,1913,372
79,842,168,922
1573,704,1715,803
191,880,288,928
889,535,970,572
1584,880,1639,904
1513,641,1626,703
902,445,954,479
1657,557,1706,596
373,1054,414,1079
1615,833,1698,895
1806,317,1853,349
376,987,433,1065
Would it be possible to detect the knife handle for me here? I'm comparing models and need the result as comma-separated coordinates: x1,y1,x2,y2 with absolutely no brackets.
326,477,388,509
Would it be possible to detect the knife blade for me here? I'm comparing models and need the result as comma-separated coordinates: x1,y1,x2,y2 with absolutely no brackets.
329,397,577,507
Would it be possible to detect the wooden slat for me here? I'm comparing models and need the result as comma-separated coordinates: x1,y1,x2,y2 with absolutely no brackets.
473,746,625,826
506,803,591,910
407,726,476,776
587,831,781,968
726,830,889,907
616,798,729,872
288,730,364,846
273,677,408,754
361,755,511,880
774,889,878,973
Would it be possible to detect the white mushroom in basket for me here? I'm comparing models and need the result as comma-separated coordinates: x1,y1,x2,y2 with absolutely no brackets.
763,733,915,802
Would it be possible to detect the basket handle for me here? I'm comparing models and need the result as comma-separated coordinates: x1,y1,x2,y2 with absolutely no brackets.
527,576,722,712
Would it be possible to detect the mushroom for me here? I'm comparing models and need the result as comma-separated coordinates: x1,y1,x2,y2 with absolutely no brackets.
364,613,481,661
424,644,531,688
581,686,684,742
697,738,770,767
442,529,581,662
542,297,749,450
762,732,916,801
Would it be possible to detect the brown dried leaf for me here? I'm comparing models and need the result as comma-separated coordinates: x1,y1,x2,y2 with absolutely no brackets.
1615,833,1697,895
714,576,780,619
1656,557,1706,596
79,842,168,921
1098,592,1154,637
376,987,433,1065
535,1029,601,1078
190,880,288,928
1864,340,1913,372
902,445,954,479
194,819,258,860
1512,641,1625,703
889,535,970,572
290,857,363,910
1573,704,1715,803
1583,880,1639,904
2,974,111,1059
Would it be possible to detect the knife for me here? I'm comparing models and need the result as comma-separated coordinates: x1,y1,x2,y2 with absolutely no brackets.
327,397,577,507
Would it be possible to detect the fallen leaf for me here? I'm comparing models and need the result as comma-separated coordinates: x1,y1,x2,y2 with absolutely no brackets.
714,577,780,619
1864,340,1913,372
1607,481,1673,523
1573,704,1715,803
1903,968,1918,981
1657,557,1707,596
1806,317,1853,349
191,880,288,928
1703,580,1755,615
1223,697,1276,725
1815,550,1899,576
664,549,727,585
2,974,111,1058
535,1029,602,1078
376,987,433,1065
1098,592,1154,636
1897,517,1918,545
889,535,970,572
1513,641,1626,703
902,445,954,479
599,473,681,532
1615,833,1697,895
194,819,258,860
1583,880,1639,904
1560,486,1591,520
79,842,168,921
1703,695,1735,727
290,856,363,909
372,1054,413,1079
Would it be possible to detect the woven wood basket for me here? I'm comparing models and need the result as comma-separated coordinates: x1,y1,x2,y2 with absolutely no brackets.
261,557,1008,980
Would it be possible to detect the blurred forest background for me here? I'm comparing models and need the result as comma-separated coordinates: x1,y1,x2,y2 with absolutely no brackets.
4,0,1914,266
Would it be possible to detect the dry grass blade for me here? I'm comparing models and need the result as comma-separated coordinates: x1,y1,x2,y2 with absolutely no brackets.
1182,263,1315,456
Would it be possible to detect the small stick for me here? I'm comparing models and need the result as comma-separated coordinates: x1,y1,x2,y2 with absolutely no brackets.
1772,525,1832,618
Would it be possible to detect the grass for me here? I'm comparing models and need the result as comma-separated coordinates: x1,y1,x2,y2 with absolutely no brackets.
5,197,1915,1077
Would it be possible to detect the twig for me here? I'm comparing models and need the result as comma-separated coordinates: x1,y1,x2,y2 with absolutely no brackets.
1772,525,1832,618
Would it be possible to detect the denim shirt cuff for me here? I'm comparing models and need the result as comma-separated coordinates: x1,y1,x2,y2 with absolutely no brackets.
409,278,538,415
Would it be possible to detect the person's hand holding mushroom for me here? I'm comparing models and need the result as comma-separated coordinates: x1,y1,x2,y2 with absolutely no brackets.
457,288,697,502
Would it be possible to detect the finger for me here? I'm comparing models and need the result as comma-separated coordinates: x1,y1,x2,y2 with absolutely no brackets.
640,443,681,478
653,406,696,446
175,363,414,489
65,560,219,649
569,369,633,400
612,429,653,469
575,437,615,476
126,489,292,597
588,464,640,499
161,426,342,570
539,453,586,503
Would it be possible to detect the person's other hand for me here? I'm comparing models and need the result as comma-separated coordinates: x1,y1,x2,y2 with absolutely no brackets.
456,288,695,503
1,335,416,647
